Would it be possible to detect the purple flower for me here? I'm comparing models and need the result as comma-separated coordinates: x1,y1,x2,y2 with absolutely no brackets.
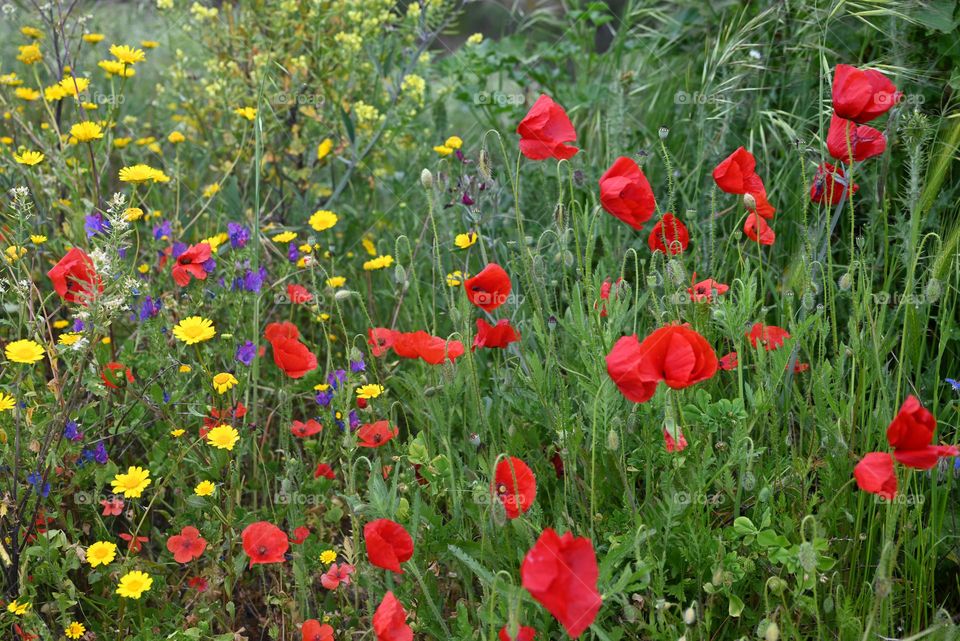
234,266,267,293
73,318,85,332
153,220,172,241
315,390,333,407
138,296,162,321
93,443,108,464
327,369,347,390
85,213,110,237
171,241,188,259
228,222,250,248
349,358,366,373
287,242,300,263
65,420,82,441
27,472,50,497
235,340,256,366
348,410,360,430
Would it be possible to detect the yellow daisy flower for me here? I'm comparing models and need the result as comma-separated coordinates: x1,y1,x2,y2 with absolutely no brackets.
65,621,86,639
110,466,152,498
356,384,385,399
309,209,338,232
5,339,45,364
116,570,152,599
172,316,216,344
317,137,333,161
272,231,297,243
82,33,105,44
212,372,238,394
13,150,44,165
454,232,478,249
326,276,346,288
86,541,118,567
109,44,146,65
363,255,394,271
69,121,103,143
0,392,15,412
194,480,216,497
234,107,257,121
206,424,239,451
319,549,337,564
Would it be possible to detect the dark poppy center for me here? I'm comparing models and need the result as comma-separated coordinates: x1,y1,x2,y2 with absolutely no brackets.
258,545,267,555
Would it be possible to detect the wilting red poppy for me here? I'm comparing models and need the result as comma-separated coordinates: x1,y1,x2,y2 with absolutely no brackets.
364,518,414,574
291,419,323,438
100,497,124,516
13,624,38,641
832,64,900,124
664,428,688,453
392,330,465,364
746,323,790,351
373,591,413,641
119,532,149,553
607,325,718,403
648,214,689,254
599,156,656,230
492,457,536,519
314,462,336,479
886,396,959,469
358,420,399,448
101,362,135,389
517,94,579,161
810,162,858,205
47,247,103,305
265,322,317,378
826,114,886,164
242,521,289,568
202,403,247,437
521,528,601,638
743,212,775,246
291,526,310,545
745,189,776,219
474,319,520,350
718,352,739,370
172,242,212,287
166,526,207,563
464,263,512,312
854,452,897,500
301,620,334,641
321,562,355,590
287,283,313,304
368,327,398,356
499,626,537,641
187,576,208,592
688,277,729,303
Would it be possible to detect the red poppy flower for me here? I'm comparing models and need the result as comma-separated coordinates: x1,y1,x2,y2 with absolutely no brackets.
688,278,729,303
664,428,687,453
886,396,959,469
291,419,323,438
595,278,624,318
302,620,335,641
47,247,103,305
265,322,317,378
492,457,536,519
712,147,763,195
358,420,399,448
166,526,207,563
810,162,858,205
392,330,465,364
242,521,289,568
187,576,208,592
119,532,149,553
746,188,776,220
517,94,579,161
598,156,656,230
718,351,738,370
648,213,689,254
832,64,900,123
499,626,537,641
101,362,135,389
368,327,399,356
521,528,602,638
746,323,790,351
100,497,124,516
364,518,414,573
606,325,718,403
14,624,37,641
202,402,247,436
291,526,310,545
854,452,897,500
474,319,520,350
743,212,775,246
321,562,355,590
826,114,886,164
464,263,512,312
373,591,413,641
314,463,336,479
172,242,212,287
287,284,313,304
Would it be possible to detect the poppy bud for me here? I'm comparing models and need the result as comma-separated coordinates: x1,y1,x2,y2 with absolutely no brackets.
478,148,492,181
666,259,686,286
683,605,697,625
334,289,355,301
658,126,669,139
764,621,780,641
925,278,942,303
420,168,433,189
802,292,815,310
394,264,407,285
766,576,787,594
838,272,853,291
468,433,481,447
606,428,619,451
743,193,757,210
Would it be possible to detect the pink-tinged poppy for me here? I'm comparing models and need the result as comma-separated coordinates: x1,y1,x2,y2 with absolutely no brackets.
607,325,718,403
464,263,512,312
854,452,897,500
264,322,317,378
810,162,858,205
166,526,207,563
101,362,135,389
119,532,149,553
598,156,656,230
688,277,729,303
499,626,537,641
301,620,334,641
291,419,323,438
746,323,790,351
718,351,739,370
373,591,413,641
291,526,310,545
172,242,212,287
358,420,399,448
314,463,336,479
886,396,959,469
596,277,623,318
242,521,289,568
364,518,414,574
287,283,313,304
832,64,900,123
492,457,536,519
743,212,775,246
100,497,124,516
521,528,601,638
321,562,355,590
47,247,103,305
517,94,579,161
474,319,521,350
187,576,208,592
648,213,689,254
392,330,465,364
826,114,886,164
664,428,688,453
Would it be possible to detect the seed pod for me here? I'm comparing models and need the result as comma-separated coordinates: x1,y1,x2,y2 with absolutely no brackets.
420,168,433,189
764,621,780,641
838,272,853,291
478,149,492,181
925,278,942,303
606,429,620,451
